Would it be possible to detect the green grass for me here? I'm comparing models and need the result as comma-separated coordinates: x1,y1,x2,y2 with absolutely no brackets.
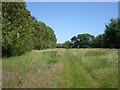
2,48,118,88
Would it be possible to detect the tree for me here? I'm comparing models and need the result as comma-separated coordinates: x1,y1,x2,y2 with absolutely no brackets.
71,36,77,43
32,20,44,50
64,41,72,49
91,34,104,48
2,2,57,57
2,2,34,57
77,33,94,48
46,26,57,48
70,33,94,48
32,21,57,50
103,18,120,48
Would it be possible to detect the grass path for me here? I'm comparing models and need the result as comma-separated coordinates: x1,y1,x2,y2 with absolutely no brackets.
2,49,118,88
55,50,98,88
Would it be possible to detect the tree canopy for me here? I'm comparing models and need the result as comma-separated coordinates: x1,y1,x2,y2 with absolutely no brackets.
91,34,104,48
103,18,120,48
2,2,57,57
70,33,94,48
64,18,120,49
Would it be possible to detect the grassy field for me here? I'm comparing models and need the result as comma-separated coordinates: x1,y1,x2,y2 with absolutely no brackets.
2,48,118,88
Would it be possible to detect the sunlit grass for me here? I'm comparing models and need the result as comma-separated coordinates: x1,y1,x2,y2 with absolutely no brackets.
2,49,118,88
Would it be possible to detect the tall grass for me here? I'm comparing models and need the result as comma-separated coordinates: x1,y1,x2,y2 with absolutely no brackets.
2,49,118,88
70,49,118,88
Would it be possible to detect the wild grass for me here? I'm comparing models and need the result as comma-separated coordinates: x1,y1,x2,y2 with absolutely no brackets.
2,48,118,88
69,49,118,88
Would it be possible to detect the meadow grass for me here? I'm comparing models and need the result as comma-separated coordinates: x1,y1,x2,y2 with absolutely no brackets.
2,48,118,88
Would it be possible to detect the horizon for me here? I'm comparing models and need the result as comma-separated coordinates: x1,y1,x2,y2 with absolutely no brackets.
26,2,118,43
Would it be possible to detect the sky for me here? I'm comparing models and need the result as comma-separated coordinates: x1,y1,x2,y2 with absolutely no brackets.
26,2,118,43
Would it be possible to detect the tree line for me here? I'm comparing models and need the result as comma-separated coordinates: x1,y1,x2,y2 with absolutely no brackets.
2,2,57,57
62,18,120,49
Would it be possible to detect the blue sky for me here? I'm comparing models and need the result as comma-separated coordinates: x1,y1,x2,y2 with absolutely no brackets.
26,2,118,43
